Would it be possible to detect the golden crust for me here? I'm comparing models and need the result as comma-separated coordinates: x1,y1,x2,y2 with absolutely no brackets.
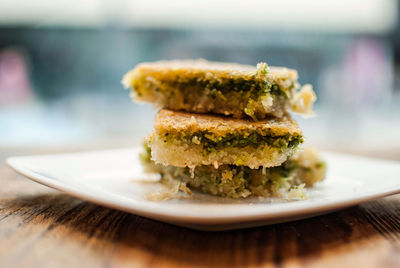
154,109,302,136
122,59,298,89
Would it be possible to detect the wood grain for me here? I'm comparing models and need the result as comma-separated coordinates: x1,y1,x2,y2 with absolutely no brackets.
1,149,400,268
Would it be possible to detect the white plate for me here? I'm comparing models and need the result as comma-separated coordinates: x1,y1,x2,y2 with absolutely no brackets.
6,148,400,231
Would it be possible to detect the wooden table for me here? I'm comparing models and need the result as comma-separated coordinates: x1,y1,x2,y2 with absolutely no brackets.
1,147,400,268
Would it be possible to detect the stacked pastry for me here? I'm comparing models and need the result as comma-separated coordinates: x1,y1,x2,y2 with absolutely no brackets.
122,59,326,199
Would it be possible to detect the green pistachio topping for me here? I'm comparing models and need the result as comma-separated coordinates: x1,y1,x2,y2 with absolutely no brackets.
162,132,303,155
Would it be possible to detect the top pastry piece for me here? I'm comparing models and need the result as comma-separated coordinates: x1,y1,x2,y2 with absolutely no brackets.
122,59,316,120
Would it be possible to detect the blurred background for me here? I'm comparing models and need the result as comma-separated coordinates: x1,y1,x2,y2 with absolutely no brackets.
1,0,399,159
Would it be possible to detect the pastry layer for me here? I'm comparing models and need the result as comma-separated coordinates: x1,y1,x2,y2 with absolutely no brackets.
141,146,326,199
148,109,303,169
122,59,315,120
